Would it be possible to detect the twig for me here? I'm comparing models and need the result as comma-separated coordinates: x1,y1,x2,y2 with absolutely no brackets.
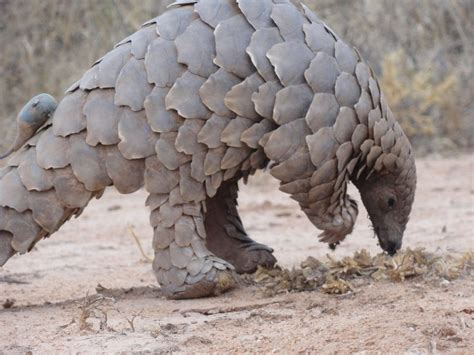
0,276,29,285
180,300,293,317
116,308,143,332
77,293,114,331
127,224,153,263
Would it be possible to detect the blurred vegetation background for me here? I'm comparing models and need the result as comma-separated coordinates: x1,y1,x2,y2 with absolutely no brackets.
0,0,472,155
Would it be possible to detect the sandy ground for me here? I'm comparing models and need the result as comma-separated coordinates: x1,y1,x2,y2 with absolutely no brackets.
0,153,473,354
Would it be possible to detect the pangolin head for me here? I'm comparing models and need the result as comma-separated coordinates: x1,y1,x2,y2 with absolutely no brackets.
354,139,417,255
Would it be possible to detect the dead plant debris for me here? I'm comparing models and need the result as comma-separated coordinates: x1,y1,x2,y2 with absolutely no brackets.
77,293,115,332
245,248,473,297
2,298,15,309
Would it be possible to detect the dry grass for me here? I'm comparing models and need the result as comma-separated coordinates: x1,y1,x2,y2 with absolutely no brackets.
247,248,474,297
0,0,472,153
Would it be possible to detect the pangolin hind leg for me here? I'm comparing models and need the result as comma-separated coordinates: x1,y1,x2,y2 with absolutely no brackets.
204,180,276,274
148,193,236,299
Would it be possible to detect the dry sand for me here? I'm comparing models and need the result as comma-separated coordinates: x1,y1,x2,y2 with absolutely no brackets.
1,153,473,353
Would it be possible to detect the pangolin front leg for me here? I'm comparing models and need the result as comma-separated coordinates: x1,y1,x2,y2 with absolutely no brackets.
204,179,276,274
148,192,236,299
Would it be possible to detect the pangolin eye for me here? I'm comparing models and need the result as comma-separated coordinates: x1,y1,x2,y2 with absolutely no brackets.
387,197,396,208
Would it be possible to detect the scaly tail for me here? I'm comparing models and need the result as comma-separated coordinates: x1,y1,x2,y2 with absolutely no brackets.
0,92,148,265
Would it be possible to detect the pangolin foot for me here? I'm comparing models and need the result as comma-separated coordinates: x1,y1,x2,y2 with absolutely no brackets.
162,257,237,300
204,179,277,274
233,242,277,274
207,234,277,274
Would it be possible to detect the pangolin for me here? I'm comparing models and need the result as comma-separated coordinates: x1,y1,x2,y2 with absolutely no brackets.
0,0,416,299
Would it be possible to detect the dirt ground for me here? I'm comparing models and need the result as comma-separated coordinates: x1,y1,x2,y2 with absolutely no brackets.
0,153,473,354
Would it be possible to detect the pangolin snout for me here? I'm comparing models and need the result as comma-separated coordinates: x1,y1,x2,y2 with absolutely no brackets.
382,239,402,256
375,227,402,256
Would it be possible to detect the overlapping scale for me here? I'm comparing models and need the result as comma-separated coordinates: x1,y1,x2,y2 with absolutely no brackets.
116,25,158,59
115,58,153,111
306,127,339,168
310,159,337,187
69,133,112,191
221,116,253,148
237,0,274,29
273,84,313,125
335,73,361,107
334,40,357,74
29,189,66,234
166,71,212,119
336,142,353,172
18,149,54,192
197,114,232,149
354,90,373,125
269,146,313,183
155,132,192,170
118,109,158,159
271,3,308,43
264,118,310,163
2,209,42,254
224,73,264,120
204,146,226,176
105,147,145,194
355,62,371,91
0,170,30,213
97,44,132,89
305,93,340,133
175,19,218,77
145,38,185,88
251,81,283,120
246,28,282,82
79,65,99,91
145,87,184,133
241,119,275,149
84,89,121,146
176,119,206,155
155,6,197,41
179,164,206,203
145,156,180,194
214,14,255,78
53,166,92,209
303,22,336,56
195,0,240,28
333,107,358,144
199,69,241,118
351,124,369,153
52,90,88,137
305,52,340,94
190,150,207,183
267,42,313,87
36,129,70,170
221,147,251,170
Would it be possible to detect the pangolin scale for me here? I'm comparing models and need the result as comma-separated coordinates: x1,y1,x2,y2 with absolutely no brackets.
0,0,416,299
